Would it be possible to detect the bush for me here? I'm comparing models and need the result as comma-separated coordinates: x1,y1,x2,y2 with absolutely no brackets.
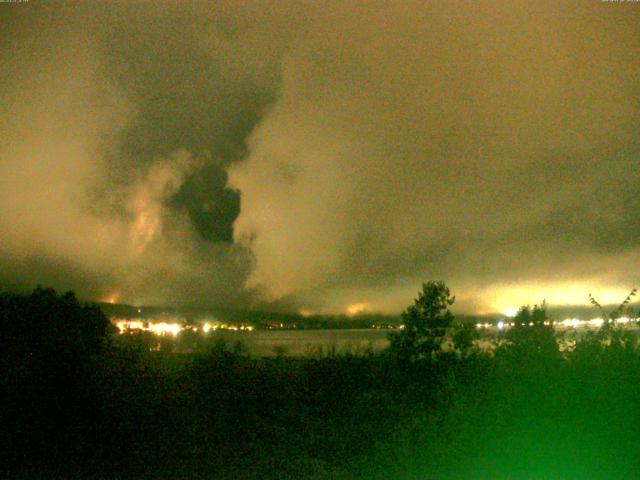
388,281,455,363
0,287,113,474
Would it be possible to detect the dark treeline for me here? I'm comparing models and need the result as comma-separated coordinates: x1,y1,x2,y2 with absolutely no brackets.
99,302,404,330
2,284,640,479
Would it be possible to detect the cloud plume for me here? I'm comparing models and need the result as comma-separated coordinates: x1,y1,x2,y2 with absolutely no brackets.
1,1,639,313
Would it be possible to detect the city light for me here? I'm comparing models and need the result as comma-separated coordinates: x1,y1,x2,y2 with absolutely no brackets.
113,318,254,336
474,317,636,330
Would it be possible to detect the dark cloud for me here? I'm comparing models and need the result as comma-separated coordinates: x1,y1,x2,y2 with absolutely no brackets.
0,253,116,300
169,164,241,243
230,1,640,313
0,1,280,306
1,1,639,313
95,2,285,247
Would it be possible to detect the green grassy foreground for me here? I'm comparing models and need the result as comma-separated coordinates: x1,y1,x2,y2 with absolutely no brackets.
2,288,640,479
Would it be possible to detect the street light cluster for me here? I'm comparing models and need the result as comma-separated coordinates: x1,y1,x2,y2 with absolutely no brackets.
475,317,636,330
113,319,254,336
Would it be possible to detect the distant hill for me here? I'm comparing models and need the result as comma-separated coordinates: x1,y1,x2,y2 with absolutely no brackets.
97,302,403,329
96,301,513,330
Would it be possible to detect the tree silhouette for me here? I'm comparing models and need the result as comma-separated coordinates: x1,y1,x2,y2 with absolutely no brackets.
452,319,480,356
499,302,559,359
589,288,637,336
388,281,455,363
583,288,639,356
0,287,113,472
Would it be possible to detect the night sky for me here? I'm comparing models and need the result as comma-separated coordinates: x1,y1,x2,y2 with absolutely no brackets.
1,1,639,315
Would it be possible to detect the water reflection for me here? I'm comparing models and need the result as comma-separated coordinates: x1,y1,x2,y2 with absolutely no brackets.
206,329,390,357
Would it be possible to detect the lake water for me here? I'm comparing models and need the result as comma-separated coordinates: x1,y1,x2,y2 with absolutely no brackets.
203,325,639,356
207,328,392,357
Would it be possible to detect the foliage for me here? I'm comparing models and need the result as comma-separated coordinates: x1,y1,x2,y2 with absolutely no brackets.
452,319,480,356
0,286,113,362
575,288,640,360
0,287,114,475
388,281,455,363
3,284,640,479
497,302,559,360
589,288,637,323
589,288,637,340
